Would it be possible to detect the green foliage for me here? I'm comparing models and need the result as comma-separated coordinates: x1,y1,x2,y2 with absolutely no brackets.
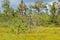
10,24,15,32
58,0,60,2
19,23,28,32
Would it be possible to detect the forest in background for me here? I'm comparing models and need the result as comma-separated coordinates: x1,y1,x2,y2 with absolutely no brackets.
0,0,60,33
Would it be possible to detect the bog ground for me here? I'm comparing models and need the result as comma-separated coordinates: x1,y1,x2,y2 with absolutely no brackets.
0,27,60,40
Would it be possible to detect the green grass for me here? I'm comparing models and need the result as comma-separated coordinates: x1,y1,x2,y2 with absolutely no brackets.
0,27,60,40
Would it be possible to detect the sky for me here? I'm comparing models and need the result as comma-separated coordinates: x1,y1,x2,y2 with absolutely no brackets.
0,0,58,11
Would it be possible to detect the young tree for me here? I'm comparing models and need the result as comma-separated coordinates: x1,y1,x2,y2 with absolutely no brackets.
31,0,42,14
18,0,27,15
2,0,10,15
50,2,58,24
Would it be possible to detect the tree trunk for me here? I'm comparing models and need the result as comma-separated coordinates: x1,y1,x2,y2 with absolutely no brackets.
18,26,20,34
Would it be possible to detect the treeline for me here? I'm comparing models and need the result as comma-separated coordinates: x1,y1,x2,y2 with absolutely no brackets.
0,0,60,33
